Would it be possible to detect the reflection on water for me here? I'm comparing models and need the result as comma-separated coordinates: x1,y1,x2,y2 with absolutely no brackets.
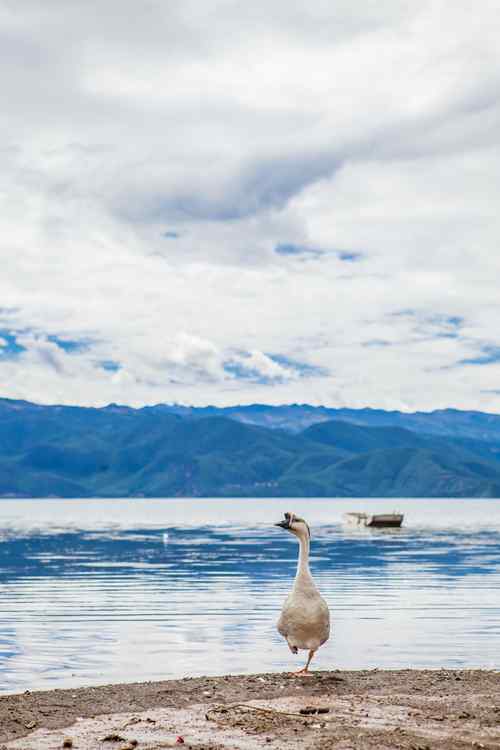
1,498,500,693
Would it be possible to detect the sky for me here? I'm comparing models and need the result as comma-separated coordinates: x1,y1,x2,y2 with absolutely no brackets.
1,0,500,412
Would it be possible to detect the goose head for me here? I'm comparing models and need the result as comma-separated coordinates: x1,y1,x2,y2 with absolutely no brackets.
275,512,310,539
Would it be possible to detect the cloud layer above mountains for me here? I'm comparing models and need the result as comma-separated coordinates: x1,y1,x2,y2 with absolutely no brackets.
1,0,500,410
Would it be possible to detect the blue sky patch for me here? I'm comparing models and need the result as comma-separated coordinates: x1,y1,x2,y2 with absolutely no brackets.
391,310,463,327
268,353,329,377
0,330,26,358
337,251,363,262
274,244,363,262
100,360,121,372
274,243,323,257
390,310,464,340
47,335,91,353
223,360,270,383
459,345,500,367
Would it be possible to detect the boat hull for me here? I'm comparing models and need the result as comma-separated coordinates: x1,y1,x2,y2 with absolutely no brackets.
343,512,404,528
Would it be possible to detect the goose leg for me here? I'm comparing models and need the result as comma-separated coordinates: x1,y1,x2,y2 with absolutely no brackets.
289,649,316,677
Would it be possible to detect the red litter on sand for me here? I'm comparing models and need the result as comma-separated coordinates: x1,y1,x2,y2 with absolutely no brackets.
176,737,185,744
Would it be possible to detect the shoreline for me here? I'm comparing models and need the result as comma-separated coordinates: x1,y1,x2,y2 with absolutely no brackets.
1,669,499,749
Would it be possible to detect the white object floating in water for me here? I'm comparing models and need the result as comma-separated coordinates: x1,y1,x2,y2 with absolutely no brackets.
162,532,169,544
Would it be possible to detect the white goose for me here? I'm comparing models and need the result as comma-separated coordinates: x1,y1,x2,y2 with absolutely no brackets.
275,512,330,675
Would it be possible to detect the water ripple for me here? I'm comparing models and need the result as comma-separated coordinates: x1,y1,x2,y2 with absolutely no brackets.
1,498,500,692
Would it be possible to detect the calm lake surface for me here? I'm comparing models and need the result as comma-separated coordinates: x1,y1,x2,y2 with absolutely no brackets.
1,498,499,693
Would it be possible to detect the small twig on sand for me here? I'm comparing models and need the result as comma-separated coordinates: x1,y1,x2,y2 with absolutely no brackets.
206,703,333,723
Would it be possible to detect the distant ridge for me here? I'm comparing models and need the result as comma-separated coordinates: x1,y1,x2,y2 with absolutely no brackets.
151,402,500,441
2,397,500,498
4,396,500,439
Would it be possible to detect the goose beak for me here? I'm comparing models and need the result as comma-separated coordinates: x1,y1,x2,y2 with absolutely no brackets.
275,520,288,529
275,512,293,529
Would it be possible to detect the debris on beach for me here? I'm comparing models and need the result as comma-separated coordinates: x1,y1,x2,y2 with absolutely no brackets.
101,733,127,742
299,705,330,715
205,702,316,733
1,670,499,750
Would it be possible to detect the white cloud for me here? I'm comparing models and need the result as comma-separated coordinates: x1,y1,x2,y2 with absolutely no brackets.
1,1,500,410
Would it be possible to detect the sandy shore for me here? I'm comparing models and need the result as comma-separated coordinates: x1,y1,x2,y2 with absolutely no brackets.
1,670,499,749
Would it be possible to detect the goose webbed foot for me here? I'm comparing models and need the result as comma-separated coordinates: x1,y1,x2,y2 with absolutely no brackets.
287,648,316,677
288,667,314,678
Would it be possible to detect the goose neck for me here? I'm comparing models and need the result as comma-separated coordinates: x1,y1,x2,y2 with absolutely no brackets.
295,532,311,581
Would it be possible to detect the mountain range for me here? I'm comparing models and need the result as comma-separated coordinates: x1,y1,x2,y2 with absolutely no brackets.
2,397,500,498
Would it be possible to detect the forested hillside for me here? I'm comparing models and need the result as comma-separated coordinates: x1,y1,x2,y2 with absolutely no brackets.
2,398,500,497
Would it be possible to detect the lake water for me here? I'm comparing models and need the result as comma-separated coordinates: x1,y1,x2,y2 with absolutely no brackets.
1,498,499,694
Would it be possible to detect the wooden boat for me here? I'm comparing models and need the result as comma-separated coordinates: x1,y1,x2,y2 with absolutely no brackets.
343,512,404,528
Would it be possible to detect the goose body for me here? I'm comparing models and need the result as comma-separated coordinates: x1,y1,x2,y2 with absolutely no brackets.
275,512,330,673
